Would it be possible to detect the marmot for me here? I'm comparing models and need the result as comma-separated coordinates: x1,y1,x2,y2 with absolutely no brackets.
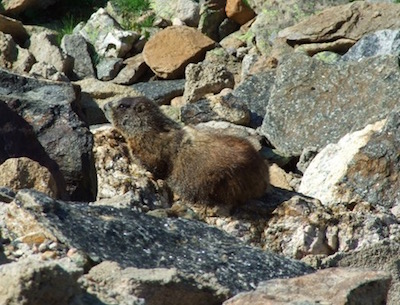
103,96,269,206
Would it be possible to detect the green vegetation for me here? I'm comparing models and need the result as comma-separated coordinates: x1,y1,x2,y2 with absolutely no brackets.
110,0,150,13
242,0,251,9
55,14,79,45
110,0,154,33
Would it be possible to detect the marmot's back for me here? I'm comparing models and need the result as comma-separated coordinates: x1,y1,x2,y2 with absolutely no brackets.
170,127,269,205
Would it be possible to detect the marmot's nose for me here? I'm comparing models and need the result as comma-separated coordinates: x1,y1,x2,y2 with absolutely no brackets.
103,102,113,123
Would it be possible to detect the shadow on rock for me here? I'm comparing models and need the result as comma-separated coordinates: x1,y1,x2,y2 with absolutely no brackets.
0,100,67,199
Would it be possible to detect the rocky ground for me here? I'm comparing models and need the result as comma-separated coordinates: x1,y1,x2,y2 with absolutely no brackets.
1,0,400,304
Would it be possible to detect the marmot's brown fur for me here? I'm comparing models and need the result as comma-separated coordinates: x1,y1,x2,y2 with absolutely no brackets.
103,96,269,206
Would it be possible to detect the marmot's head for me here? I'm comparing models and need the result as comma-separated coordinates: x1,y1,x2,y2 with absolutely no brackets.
103,97,179,135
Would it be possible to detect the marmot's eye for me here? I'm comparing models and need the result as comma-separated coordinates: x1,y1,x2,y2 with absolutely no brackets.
118,104,127,109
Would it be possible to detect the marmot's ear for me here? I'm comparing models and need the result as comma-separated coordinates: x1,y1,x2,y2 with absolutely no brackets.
136,103,146,113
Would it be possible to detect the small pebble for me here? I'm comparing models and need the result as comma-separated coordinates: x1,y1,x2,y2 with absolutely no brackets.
41,251,57,260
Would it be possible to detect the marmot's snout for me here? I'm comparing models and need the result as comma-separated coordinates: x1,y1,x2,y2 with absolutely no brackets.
103,101,114,123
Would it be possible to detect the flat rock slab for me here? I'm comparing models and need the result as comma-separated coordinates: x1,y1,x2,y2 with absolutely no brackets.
143,25,215,79
321,241,400,305
6,189,314,295
261,53,400,156
278,2,400,51
131,79,186,105
224,268,391,305
0,14,29,45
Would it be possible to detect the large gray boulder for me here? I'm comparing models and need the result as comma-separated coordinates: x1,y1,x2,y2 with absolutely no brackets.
261,53,400,156
61,34,95,80
0,69,96,201
5,189,314,297
299,110,400,210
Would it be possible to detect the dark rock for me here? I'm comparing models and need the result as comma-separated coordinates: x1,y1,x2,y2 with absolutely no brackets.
218,18,240,41
341,29,400,62
10,189,314,295
261,53,400,156
198,0,226,41
0,69,96,201
344,110,400,208
131,79,186,105
96,57,123,81
181,94,250,125
0,187,15,203
61,34,95,80
231,70,276,128
181,99,217,124
297,147,319,174
1,0,59,15
0,15,29,46
111,54,148,85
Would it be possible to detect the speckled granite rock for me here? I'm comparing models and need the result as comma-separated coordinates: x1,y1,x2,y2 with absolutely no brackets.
92,125,171,208
4,189,314,296
261,53,400,156
232,70,276,127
